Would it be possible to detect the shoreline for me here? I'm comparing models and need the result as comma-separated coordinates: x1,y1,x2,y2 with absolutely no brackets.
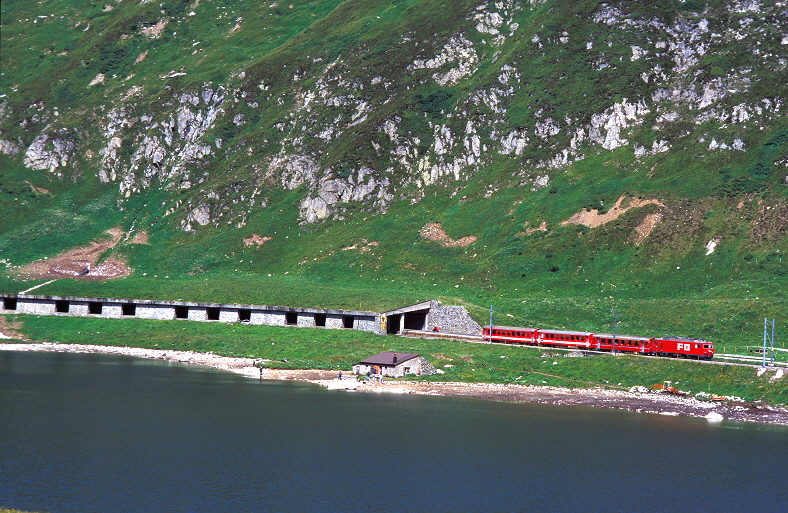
2,342,787,426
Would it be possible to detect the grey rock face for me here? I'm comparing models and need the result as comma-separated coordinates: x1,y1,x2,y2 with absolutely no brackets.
24,134,74,174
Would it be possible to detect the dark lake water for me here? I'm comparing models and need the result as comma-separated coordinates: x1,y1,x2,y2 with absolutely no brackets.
1,351,787,513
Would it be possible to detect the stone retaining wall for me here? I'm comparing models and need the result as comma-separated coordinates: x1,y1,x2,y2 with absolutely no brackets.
0,294,381,334
426,301,482,335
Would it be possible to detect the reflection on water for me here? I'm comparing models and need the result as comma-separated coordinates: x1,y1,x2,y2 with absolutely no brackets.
1,351,786,513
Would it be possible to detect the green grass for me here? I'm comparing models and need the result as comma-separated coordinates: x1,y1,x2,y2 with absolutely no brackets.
4,314,786,405
1,0,787,404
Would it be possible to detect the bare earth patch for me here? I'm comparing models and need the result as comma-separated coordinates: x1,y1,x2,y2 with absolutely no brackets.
243,233,272,247
18,228,130,281
141,20,168,38
129,231,149,244
430,353,454,361
26,181,50,195
562,196,664,229
228,18,243,35
0,318,25,340
420,222,477,247
746,198,788,247
631,213,664,246
517,220,548,236
341,239,379,253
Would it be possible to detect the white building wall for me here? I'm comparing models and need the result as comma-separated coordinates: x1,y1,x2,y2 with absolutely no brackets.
254,311,286,326
69,301,89,316
352,360,418,378
326,315,345,329
17,299,56,315
104,303,123,318
136,305,176,320
218,309,239,323
356,316,378,333
188,308,208,322
297,313,315,328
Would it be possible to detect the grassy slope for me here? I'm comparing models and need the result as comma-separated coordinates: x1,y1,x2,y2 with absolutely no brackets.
3,314,786,405
1,0,786,390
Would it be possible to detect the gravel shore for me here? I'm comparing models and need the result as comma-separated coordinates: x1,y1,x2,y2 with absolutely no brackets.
2,342,787,426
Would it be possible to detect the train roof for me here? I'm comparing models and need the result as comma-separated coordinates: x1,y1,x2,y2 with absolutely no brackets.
538,329,593,336
488,325,537,331
593,333,651,341
655,336,709,342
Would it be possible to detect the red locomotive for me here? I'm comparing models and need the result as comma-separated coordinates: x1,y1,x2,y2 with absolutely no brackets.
482,325,714,360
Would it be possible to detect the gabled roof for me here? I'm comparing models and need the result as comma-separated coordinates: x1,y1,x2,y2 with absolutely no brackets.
357,352,419,366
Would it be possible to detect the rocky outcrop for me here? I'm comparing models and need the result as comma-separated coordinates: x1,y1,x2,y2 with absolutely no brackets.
0,139,20,156
23,133,75,175
2,0,784,229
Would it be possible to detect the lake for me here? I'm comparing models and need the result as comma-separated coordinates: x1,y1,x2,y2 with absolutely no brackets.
1,350,786,513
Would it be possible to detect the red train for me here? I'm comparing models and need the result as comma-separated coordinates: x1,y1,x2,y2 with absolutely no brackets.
482,326,714,360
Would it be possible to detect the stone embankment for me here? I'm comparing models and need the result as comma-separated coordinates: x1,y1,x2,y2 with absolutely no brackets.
2,342,786,426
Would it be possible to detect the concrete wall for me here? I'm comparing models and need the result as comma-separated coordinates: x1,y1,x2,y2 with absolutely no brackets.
252,311,286,326
427,302,482,335
104,303,124,318
1,295,382,336
326,314,346,330
16,298,57,315
297,313,315,328
136,304,176,320
188,308,209,322
357,316,378,333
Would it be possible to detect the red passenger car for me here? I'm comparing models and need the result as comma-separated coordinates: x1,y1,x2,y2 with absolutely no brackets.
483,326,537,345
590,333,652,354
537,329,592,348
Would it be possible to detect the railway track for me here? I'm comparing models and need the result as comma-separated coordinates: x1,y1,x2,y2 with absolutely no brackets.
401,329,786,369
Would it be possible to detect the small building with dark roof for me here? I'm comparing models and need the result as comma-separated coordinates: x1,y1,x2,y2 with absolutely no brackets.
352,352,436,378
